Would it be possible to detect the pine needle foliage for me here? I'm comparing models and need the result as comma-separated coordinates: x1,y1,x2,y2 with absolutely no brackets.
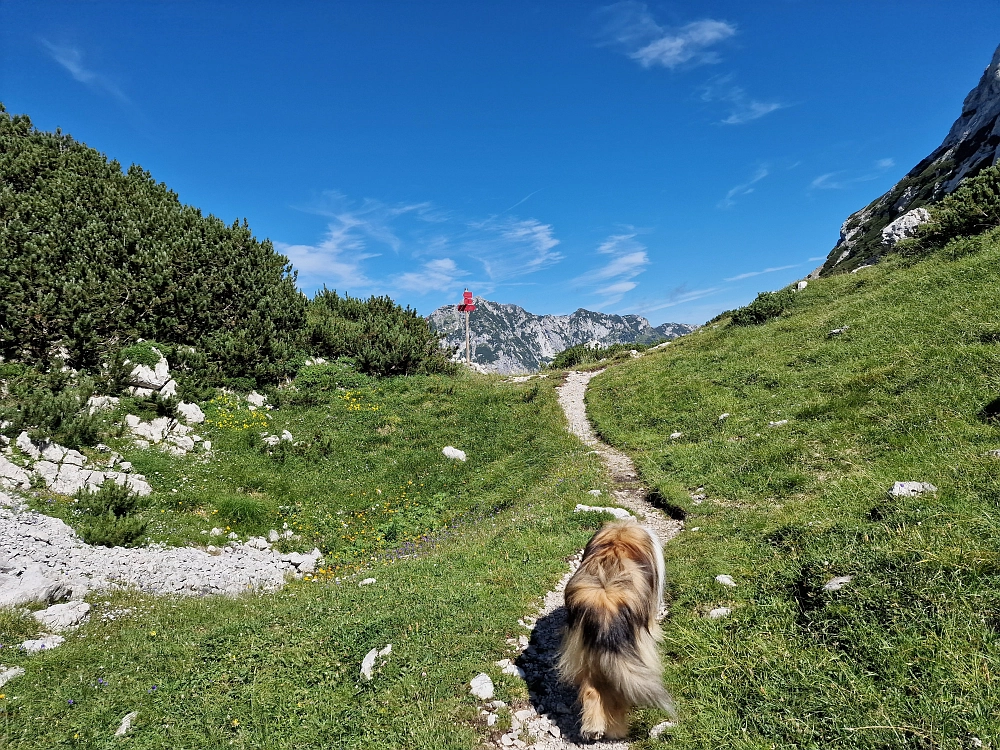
907,163,1000,254
0,106,307,384
307,288,456,377
729,287,796,326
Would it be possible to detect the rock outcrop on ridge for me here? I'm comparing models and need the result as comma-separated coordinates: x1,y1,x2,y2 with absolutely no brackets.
819,42,1000,274
428,298,695,374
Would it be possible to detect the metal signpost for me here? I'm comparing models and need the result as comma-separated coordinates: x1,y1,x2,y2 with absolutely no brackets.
456,289,476,364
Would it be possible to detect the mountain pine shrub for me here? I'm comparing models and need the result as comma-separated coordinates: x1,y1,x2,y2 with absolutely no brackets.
907,164,1000,254
307,289,456,377
75,480,148,548
729,287,796,326
0,106,307,384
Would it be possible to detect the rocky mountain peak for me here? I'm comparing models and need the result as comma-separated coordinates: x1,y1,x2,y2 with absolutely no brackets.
427,297,695,374
818,43,1000,275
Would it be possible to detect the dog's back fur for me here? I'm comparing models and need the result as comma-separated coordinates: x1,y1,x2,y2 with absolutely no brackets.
558,520,675,740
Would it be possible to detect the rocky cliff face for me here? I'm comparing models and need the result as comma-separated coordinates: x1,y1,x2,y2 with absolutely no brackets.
427,298,695,374
819,43,1000,275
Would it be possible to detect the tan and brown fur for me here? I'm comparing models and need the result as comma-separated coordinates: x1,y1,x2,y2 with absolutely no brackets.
558,520,675,741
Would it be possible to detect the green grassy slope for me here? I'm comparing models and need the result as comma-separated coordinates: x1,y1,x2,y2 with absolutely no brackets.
0,375,619,749
588,234,1000,749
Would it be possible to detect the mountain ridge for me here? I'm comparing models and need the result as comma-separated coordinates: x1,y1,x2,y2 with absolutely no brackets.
819,42,1000,274
427,298,695,374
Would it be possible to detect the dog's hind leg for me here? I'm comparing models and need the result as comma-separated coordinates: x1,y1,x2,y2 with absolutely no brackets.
578,677,608,740
603,696,630,740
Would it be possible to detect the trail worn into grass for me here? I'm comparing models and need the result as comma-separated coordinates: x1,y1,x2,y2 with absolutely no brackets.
496,370,681,749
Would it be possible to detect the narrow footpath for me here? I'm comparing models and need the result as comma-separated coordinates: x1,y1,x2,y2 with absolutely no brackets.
486,370,682,749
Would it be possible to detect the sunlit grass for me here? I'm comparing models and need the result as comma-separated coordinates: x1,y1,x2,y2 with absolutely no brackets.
588,235,1000,749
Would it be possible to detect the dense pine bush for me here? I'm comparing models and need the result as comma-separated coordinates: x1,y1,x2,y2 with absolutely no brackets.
75,480,148,548
0,106,307,384
729,287,796,326
906,164,1000,254
307,289,456,377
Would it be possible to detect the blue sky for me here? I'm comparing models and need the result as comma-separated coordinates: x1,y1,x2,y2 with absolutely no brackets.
3,2,999,325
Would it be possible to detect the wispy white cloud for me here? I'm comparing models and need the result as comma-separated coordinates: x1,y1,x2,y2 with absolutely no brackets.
282,193,562,298
810,158,897,190
633,285,724,314
597,2,735,69
724,263,801,282
394,258,469,294
701,74,786,125
275,222,378,293
574,232,650,306
465,217,563,281
40,40,128,102
719,165,769,209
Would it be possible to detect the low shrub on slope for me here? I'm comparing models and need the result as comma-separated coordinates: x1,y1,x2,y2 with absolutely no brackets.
588,234,1000,749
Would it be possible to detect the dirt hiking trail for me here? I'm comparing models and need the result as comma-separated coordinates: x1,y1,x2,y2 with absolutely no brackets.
487,370,682,749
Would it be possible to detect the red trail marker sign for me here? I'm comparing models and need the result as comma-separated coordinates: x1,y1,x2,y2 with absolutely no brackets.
456,290,476,364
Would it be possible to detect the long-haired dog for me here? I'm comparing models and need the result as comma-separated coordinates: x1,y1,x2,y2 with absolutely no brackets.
558,520,675,741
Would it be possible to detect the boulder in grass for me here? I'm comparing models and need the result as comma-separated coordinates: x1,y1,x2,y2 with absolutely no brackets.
176,402,205,425
442,446,467,461
889,481,937,497
32,601,91,631
469,672,494,700
360,644,392,680
21,634,66,653
822,575,853,592
114,711,139,737
0,666,25,688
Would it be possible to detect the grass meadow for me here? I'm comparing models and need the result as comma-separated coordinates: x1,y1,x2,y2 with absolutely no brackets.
587,232,1000,749
1,373,618,749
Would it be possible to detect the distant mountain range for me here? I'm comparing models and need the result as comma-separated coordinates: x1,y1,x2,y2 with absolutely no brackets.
819,42,1000,274
427,298,695,374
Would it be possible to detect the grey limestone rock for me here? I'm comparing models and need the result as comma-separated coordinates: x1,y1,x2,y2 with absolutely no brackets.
0,455,32,489
881,207,932,246
0,566,73,608
32,601,91,631
890,481,937,497
16,432,40,460
176,402,205,424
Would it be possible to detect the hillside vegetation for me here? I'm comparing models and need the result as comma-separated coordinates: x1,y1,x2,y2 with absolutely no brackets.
1,372,620,749
0,107,451,386
588,226,1000,748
